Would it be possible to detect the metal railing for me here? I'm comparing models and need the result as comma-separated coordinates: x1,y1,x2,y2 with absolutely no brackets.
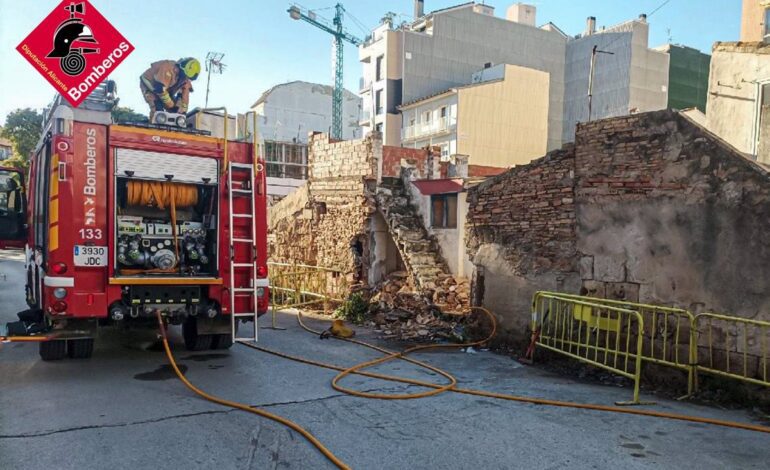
401,116,456,141
530,291,770,401
694,312,770,389
268,262,349,312
542,292,696,395
532,292,645,404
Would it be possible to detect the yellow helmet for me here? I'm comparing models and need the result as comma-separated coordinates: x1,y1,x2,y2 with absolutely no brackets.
178,57,201,80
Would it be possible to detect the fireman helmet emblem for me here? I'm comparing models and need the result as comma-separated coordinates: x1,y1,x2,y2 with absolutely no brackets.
46,2,100,76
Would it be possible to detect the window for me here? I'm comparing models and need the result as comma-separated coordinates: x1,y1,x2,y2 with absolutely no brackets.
440,106,447,118
431,194,457,229
375,90,383,115
423,110,432,123
375,55,384,81
440,143,450,160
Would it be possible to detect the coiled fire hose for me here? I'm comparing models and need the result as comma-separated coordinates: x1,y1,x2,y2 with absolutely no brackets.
158,306,770,470
243,308,770,433
121,181,198,275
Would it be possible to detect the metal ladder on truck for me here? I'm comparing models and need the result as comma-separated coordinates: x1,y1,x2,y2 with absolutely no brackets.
227,162,258,343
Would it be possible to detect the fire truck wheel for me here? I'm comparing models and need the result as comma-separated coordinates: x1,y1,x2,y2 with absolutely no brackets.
182,317,213,351
211,334,233,350
67,338,95,359
39,340,67,361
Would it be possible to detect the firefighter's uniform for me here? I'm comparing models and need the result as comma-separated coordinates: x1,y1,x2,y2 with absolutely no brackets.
140,58,200,120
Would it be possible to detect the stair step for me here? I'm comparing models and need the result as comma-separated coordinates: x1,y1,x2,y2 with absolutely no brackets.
406,253,438,265
403,239,434,251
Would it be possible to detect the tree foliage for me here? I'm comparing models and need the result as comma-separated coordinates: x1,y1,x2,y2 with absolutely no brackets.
111,106,148,124
1,108,43,161
0,154,29,170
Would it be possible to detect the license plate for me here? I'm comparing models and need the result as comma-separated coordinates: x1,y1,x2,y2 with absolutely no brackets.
74,245,108,267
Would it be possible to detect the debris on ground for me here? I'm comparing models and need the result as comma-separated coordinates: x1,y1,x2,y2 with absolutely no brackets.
358,271,477,342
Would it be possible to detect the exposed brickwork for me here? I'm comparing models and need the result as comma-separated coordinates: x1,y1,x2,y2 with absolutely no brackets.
466,145,576,275
381,146,429,178
468,164,509,177
270,133,378,279
466,109,770,367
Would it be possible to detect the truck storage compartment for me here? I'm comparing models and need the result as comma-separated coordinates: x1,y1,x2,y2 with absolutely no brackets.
113,149,219,277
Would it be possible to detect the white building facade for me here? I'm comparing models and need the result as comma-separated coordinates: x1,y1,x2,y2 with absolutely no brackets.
251,81,362,198
359,2,670,150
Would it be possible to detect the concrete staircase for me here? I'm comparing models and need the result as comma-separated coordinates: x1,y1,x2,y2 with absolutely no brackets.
376,177,454,294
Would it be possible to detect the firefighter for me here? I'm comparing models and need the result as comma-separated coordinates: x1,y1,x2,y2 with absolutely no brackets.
140,58,201,121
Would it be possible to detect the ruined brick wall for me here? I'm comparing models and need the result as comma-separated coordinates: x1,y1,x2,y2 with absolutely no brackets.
466,109,770,346
467,145,577,275
382,146,429,178
269,133,378,278
465,145,580,341
574,111,770,316
309,134,377,274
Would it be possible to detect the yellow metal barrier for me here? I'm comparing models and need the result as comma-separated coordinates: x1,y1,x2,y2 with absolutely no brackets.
539,292,696,395
532,292,645,404
694,312,770,389
268,262,349,313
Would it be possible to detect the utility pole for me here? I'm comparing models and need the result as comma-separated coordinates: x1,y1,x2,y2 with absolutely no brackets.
204,52,226,108
587,45,614,121
288,3,362,140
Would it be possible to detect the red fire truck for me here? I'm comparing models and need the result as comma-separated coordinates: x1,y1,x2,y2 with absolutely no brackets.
2,82,269,360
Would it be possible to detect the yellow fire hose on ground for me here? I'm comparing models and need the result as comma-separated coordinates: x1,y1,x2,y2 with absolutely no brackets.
155,311,351,470
154,305,770,469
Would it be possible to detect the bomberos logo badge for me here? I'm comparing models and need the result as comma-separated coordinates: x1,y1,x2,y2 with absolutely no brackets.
16,0,134,107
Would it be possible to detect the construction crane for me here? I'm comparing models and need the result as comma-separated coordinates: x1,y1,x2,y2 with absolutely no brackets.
288,3,362,140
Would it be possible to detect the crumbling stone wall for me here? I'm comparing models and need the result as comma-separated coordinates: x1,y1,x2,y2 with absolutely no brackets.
465,145,581,338
269,133,378,278
575,111,770,316
467,109,770,346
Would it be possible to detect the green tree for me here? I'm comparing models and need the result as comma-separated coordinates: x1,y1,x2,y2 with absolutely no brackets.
1,108,43,162
0,154,29,170
111,106,148,124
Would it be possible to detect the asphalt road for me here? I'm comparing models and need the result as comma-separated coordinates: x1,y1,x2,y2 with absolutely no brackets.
1,250,768,469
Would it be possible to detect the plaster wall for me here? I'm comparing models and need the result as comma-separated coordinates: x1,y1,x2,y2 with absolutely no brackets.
706,43,770,164
457,64,550,167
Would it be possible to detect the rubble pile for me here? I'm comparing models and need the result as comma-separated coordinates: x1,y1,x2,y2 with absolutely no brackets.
431,275,471,314
367,271,469,341
367,308,463,342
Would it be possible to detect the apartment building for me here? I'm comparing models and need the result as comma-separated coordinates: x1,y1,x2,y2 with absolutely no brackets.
399,64,550,170
359,2,671,152
250,81,362,198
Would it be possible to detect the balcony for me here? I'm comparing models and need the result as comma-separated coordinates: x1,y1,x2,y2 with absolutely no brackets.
359,77,372,93
359,109,372,126
401,117,456,142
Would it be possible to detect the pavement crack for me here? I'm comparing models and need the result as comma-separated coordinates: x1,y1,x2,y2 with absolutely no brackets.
0,385,417,440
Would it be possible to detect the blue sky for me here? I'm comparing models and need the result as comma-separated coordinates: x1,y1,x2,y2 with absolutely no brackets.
0,0,741,122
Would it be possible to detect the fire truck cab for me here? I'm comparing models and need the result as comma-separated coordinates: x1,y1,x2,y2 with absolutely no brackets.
0,166,26,249
10,82,268,360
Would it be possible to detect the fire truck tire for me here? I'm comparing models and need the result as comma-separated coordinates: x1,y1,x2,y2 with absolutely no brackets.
67,338,95,359
182,317,213,351
211,334,233,350
39,340,67,361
